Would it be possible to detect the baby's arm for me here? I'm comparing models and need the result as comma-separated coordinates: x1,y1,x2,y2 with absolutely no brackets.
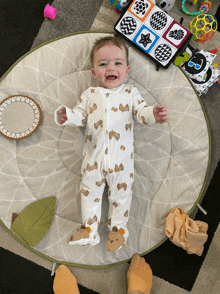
133,87,168,125
133,87,156,125
54,105,85,126
54,90,88,127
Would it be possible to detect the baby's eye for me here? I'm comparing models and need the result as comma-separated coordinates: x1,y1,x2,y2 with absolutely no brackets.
115,62,122,65
99,63,107,67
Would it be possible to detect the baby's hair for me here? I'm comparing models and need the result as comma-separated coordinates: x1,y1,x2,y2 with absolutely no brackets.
90,36,129,66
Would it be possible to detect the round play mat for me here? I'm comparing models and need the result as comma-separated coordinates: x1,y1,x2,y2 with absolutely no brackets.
0,32,210,268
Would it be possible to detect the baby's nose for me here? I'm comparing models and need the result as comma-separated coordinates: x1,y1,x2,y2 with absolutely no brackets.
107,63,115,71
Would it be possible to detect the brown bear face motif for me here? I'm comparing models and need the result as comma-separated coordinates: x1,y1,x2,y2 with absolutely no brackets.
106,231,125,252
85,135,92,143
117,182,127,191
119,103,129,112
109,130,120,141
89,103,97,114
120,145,126,151
84,162,98,172
96,178,105,187
80,188,89,197
94,120,103,130
114,163,124,172
125,123,132,131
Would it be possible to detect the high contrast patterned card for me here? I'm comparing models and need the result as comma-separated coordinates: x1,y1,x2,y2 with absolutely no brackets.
114,0,192,68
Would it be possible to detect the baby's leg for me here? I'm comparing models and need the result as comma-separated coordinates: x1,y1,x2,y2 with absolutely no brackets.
106,167,134,252
68,163,106,246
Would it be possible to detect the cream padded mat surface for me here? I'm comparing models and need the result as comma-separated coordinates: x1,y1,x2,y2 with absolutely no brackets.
0,32,210,267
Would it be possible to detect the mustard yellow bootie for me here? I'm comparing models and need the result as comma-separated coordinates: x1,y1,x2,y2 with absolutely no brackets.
53,265,80,294
127,254,153,294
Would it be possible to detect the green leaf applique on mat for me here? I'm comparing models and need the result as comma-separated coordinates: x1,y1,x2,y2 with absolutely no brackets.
11,196,56,247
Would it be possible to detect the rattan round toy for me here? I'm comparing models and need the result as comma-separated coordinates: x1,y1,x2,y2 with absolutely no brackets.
190,13,218,42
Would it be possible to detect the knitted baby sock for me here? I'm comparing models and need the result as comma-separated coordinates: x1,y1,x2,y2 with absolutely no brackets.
53,265,80,294
127,254,153,294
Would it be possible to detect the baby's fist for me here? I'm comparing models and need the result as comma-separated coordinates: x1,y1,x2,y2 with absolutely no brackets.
153,104,168,123
57,107,67,124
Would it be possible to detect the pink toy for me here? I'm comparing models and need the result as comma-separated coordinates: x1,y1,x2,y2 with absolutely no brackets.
200,4,209,13
44,4,57,19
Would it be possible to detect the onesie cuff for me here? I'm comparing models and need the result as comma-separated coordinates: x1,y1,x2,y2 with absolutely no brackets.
54,105,82,126
138,105,156,125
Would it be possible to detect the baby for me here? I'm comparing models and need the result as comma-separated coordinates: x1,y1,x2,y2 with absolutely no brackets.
54,36,168,252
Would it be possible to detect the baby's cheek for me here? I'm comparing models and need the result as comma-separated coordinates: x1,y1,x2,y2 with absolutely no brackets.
96,74,102,80
98,75,103,81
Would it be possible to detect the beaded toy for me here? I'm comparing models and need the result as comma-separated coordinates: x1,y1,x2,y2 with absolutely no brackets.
182,0,212,16
188,0,198,5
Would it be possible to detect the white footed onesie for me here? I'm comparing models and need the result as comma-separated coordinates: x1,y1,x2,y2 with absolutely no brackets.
55,83,156,251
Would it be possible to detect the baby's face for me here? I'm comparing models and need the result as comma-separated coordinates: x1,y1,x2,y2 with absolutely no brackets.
91,44,130,89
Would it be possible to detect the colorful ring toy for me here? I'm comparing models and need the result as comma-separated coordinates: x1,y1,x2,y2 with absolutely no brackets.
200,4,208,13
203,1,212,10
182,0,212,16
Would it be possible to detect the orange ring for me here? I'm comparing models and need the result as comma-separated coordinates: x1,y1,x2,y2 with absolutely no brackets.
203,1,212,10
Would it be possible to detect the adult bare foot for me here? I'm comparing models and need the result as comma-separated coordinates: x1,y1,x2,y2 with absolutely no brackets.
127,254,153,294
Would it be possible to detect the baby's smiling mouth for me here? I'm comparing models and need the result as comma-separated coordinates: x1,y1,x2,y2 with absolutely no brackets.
106,75,118,80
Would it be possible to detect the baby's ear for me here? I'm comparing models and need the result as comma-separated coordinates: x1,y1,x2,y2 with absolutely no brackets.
126,65,130,77
91,68,96,79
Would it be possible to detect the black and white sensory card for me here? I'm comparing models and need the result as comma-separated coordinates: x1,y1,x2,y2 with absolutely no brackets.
114,0,192,68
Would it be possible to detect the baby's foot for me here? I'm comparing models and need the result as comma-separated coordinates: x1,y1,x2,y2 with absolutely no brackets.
67,225,100,246
106,231,125,252
127,254,153,294
106,227,127,252
67,227,89,243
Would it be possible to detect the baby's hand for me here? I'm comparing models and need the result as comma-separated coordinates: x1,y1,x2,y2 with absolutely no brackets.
153,104,168,123
57,107,67,124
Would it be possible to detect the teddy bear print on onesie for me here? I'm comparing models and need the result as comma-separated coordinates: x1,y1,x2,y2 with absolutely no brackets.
55,83,156,252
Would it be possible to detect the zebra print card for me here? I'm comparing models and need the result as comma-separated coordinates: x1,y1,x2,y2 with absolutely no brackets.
114,0,192,68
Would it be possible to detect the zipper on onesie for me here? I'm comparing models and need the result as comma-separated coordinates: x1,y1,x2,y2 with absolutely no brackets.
105,92,110,172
